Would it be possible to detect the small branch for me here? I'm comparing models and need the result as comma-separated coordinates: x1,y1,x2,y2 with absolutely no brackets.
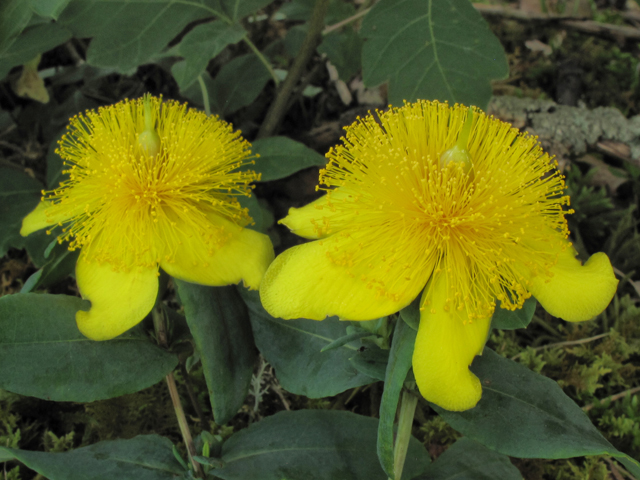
153,307,204,478
605,457,634,480
511,333,610,360
243,37,280,87
323,7,371,35
257,0,330,138
583,386,640,412
166,373,205,478
474,3,640,41
473,3,589,21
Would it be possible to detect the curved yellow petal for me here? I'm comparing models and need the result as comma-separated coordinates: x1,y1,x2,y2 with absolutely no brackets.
75,255,159,341
20,201,73,237
280,188,352,239
529,248,618,322
412,273,492,411
259,233,432,320
160,214,274,290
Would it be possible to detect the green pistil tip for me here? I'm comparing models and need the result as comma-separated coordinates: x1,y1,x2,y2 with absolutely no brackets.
440,106,474,174
138,94,160,158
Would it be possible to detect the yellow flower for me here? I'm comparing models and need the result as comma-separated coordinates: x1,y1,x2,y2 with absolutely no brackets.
21,96,274,341
259,100,618,411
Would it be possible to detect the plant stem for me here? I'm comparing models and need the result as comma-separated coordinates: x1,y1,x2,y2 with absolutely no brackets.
152,307,204,478
257,0,330,138
179,364,207,428
197,75,211,116
166,372,204,478
243,37,280,87
391,390,418,480
322,7,371,35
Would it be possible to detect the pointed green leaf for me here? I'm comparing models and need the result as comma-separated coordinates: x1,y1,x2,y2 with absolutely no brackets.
349,346,389,381
318,29,362,81
0,294,178,401
377,319,416,478
58,0,210,72
321,330,375,352
0,435,184,480
237,194,275,233
239,287,376,397
490,297,537,330
416,437,522,480
250,136,326,181
28,0,72,19
434,348,640,477
360,0,508,108
215,410,430,480
211,53,271,115
176,281,256,425
0,23,72,79
210,0,275,22
21,240,79,293
0,168,42,257
399,295,421,331
0,0,32,54
172,21,246,90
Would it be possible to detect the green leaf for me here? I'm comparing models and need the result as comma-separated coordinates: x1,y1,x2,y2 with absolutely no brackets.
58,0,210,72
377,319,417,478
0,168,42,257
0,22,72,83
210,0,275,22
360,0,508,109
434,348,640,476
175,282,256,425
211,53,271,115
237,195,275,233
416,437,522,480
399,295,421,331
0,294,178,402
250,136,326,181
321,330,376,352
402,295,538,332
349,346,389,381
0,435,184,480
172,21,246,90
21,242,79,293
490,297,537,330
215,410,430,480
279,0,355,25
239,287,377,397
318,29,363,81
0,0,32,54
29,0,71,19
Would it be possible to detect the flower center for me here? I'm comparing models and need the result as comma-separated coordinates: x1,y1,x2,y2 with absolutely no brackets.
319,101,572,320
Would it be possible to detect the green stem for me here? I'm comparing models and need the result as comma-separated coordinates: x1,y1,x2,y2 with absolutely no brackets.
197,75,211,116
257,0,330,138
153,307,204,478
243,37,279,87
392,391,418,480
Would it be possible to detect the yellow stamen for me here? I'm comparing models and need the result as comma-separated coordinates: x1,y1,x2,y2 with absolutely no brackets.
40,96,258,271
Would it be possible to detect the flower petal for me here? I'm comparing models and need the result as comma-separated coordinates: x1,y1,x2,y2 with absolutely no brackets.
160,214,274,290
528,248,618,322
75,255,159,341
20,201,72,237
412,273,492,411
280,188,351,239
259,233,432,320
